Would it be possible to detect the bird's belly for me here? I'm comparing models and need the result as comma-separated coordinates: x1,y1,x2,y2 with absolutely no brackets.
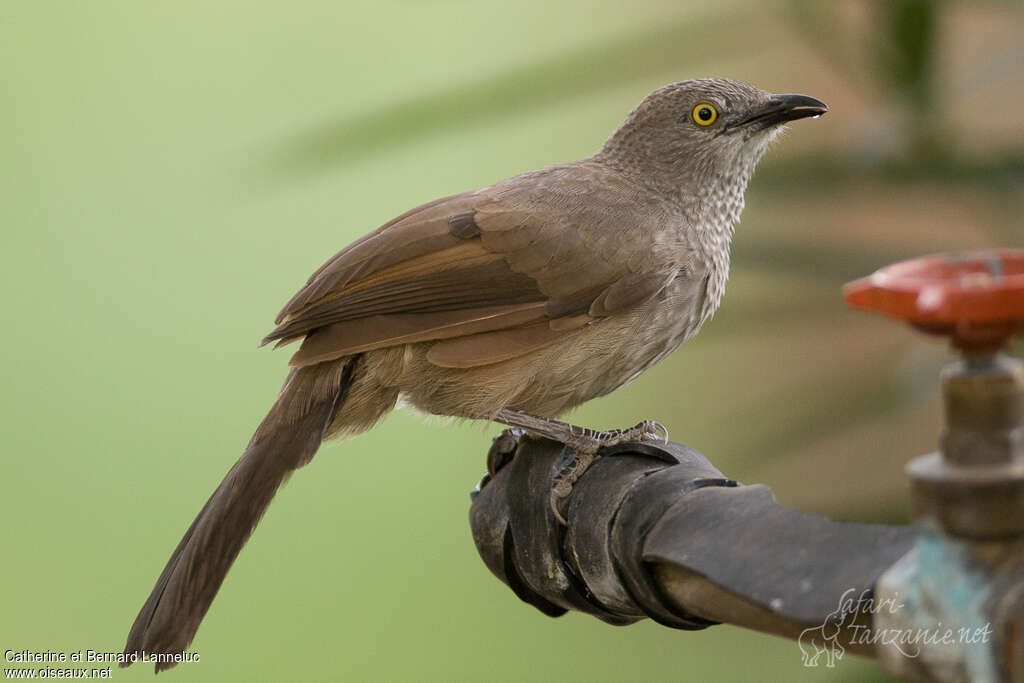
580,292,702,399
395,278,708,419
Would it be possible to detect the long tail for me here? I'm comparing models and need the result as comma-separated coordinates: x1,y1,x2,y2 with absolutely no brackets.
122,358,357,672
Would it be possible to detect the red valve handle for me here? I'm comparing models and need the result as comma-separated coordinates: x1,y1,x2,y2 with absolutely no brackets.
843,249,1024,352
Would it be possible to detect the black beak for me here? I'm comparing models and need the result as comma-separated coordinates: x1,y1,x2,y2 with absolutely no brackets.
735,93,828,130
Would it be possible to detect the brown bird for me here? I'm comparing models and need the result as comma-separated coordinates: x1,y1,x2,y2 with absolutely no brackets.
122,78,826,670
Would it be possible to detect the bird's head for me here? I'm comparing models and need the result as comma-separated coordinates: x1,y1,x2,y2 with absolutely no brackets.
599,78,827,198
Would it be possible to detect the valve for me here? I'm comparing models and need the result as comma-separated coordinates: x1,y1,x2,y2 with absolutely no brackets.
844,249,1024,537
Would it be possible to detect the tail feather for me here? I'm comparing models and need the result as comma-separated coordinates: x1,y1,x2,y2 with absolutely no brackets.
123,359,355,672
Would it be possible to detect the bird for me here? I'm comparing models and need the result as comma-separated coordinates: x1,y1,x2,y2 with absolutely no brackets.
122,78,826,671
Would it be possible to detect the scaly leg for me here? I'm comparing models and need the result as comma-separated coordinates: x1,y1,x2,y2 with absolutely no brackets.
493,409,668,524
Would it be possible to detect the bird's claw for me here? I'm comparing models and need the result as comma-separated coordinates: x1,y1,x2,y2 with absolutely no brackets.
549,484,571,525
640,420,669,444
549,448,597,525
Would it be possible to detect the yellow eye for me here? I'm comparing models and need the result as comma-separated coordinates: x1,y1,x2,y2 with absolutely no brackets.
692,102,718,126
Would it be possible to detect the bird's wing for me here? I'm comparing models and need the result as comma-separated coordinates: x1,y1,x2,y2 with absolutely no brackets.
263,163,687,369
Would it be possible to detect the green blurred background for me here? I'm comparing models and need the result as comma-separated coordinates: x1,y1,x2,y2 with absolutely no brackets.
2,0,1022,680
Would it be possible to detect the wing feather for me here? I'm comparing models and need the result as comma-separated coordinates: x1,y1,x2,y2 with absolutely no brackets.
262,163,687,369
289,303,548,366
426,320,573,369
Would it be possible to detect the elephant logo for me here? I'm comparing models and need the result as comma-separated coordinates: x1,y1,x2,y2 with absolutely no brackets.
798,607,849,668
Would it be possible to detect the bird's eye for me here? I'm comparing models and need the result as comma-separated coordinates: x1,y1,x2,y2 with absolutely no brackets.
691,103,718,126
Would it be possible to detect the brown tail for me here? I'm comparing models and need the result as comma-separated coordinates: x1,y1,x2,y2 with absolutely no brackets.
122,358,356,672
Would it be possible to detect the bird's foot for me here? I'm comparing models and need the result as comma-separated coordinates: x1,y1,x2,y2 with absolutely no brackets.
548,420,668,523
493,410,668,524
